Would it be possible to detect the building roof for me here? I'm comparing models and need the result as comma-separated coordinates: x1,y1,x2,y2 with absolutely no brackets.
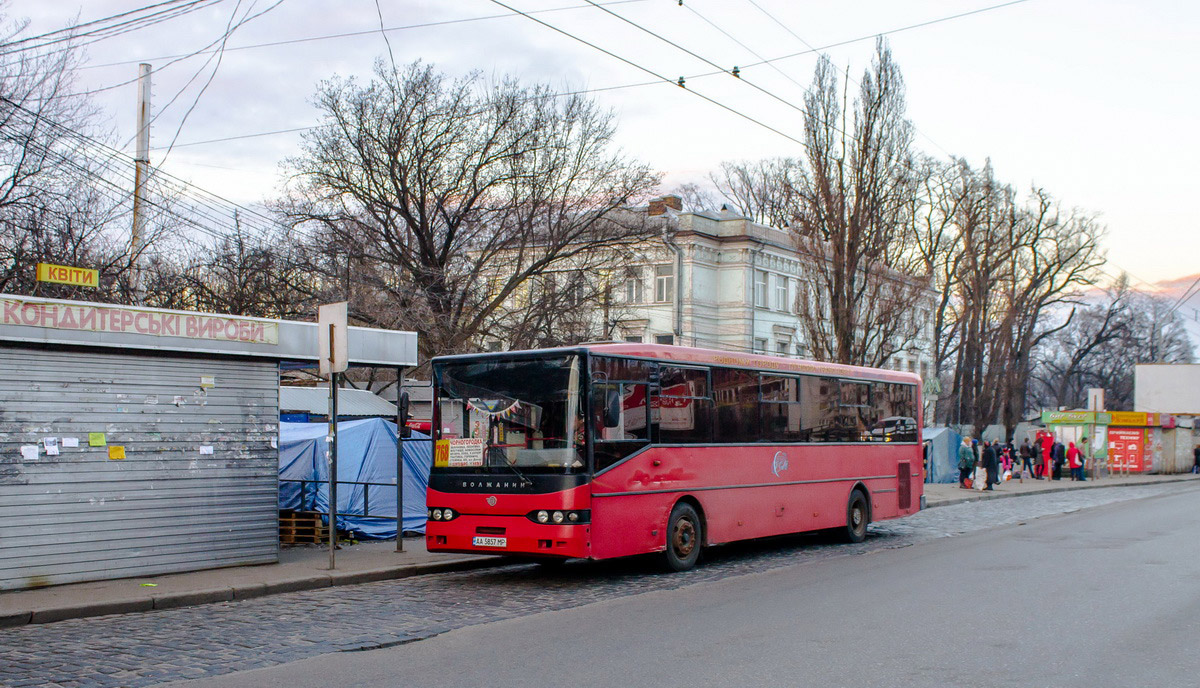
280,386,398,418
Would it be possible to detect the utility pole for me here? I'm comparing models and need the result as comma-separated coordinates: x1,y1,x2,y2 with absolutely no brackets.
131,63,152,304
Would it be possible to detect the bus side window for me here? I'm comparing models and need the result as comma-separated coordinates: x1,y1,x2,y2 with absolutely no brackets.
713,367,758,443
655,365,712,444
592,382,650,472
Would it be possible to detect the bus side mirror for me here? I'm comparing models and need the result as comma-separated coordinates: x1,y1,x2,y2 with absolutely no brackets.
603,390,621,428
399,391,412,439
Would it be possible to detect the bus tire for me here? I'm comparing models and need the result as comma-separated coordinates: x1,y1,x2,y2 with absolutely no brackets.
841,489,869,543
664,501,702,572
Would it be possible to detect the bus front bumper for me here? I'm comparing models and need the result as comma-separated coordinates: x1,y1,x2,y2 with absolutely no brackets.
426,514,590,559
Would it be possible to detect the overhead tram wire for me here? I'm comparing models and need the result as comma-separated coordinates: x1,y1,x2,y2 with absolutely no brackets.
579,0,812,120
78,0,653,71
488,0,808,148
678,2,808,93
150,0,291,169
571,0,941,180
733,0,1033,76
122,1,1033,153
739,0,959,158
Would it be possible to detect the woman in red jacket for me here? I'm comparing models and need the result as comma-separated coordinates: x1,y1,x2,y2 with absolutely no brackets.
1068,441,1084,481
1041,431,1053,480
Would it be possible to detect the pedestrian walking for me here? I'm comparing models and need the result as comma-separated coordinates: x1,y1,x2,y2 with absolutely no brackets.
1052,439,1066,480
1193,444,1199,474
1020,438,1038,479
1068,441,1084,481
958,437,975,488
983,440,999,491
1040,433,1053,479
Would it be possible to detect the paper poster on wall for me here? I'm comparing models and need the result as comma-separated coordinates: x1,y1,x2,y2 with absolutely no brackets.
269,437,278,448
108,446,126,460
88,432,107,447
43,438,60,456
20,445,38,461
61,437,79,448
199,446,214,455
199,375,216,388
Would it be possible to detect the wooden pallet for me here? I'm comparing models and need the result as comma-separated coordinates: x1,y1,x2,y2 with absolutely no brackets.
279,510,329,544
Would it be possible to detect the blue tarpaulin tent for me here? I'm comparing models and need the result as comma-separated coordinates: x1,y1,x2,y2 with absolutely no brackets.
278,419,432,538
923,426,963,484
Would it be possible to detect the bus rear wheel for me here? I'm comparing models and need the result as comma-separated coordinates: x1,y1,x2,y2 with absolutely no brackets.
664,502,702,572
841,490,869,543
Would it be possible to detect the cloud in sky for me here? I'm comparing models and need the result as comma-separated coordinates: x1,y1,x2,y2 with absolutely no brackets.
13,0,1200,289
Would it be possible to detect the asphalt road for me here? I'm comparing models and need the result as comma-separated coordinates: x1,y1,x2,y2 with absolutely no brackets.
162,484,1200,688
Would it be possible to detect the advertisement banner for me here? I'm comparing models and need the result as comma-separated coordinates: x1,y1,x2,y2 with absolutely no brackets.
1,297,278,345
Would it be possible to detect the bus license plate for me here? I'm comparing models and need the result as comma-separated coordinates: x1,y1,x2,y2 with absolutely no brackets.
472,536,506,548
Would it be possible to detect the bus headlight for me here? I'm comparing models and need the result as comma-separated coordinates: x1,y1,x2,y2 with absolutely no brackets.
432,509,443,521
527,509,590,524
443,508,455,520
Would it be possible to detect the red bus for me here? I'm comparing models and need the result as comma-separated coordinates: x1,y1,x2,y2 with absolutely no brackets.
425,344,923,571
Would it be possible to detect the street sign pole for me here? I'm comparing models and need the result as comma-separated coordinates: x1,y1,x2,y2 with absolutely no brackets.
395,368,407,553
318,303,349,571
328,368,339,570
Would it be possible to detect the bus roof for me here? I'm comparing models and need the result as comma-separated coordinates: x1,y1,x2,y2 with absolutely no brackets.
434,343,922,386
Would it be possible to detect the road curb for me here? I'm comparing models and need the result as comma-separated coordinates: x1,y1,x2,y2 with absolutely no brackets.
6,555,505,628
924,475,1196,510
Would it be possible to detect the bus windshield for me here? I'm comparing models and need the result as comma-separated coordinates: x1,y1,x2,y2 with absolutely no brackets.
435,355,585,473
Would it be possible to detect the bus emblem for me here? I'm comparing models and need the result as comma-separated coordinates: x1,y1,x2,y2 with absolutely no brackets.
772,451,789,477
486,496,497,506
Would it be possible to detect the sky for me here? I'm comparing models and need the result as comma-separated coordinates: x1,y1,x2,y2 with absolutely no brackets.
12,0,1200,333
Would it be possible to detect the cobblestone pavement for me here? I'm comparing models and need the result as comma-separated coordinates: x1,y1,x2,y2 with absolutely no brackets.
1,482,1192,688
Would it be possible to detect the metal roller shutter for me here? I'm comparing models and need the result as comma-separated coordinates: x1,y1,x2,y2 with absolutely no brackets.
0,346,279,591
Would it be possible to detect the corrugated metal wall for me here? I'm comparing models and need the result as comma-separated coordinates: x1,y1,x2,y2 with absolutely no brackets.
0,346,279,591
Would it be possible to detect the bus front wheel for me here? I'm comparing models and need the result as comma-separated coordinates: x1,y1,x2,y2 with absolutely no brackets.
664,502,702,572
841,490,869,543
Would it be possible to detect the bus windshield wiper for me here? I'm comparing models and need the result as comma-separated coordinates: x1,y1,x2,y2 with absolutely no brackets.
490,445,531,486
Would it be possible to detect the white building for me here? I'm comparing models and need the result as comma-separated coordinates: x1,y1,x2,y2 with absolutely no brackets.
609,196,935,377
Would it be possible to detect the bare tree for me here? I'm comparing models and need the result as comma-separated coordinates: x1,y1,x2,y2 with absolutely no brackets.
790,40,927,367
279,61,660,360
1030,279,1194,411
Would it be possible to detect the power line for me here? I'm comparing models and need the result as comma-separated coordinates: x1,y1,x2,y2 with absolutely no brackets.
77,0,652,70
580,0,812,120
127,1,1030,153
489,0,808,148
739,0,956,158
679,2,808,93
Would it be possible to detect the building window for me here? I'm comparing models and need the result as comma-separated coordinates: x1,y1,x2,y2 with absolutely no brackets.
624,335,643,343
754,270,768,308
753,337,767,354
655,265,674,303
907,360,917,373
775,275,788,311
920,362,929,379
655,334,675,345
624,275,643,304
776,340,790,356
484,341,502,352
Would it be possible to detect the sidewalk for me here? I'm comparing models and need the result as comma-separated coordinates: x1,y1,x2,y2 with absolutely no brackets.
0,539,501,629
922,471,1198,508
3,473,1196,629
